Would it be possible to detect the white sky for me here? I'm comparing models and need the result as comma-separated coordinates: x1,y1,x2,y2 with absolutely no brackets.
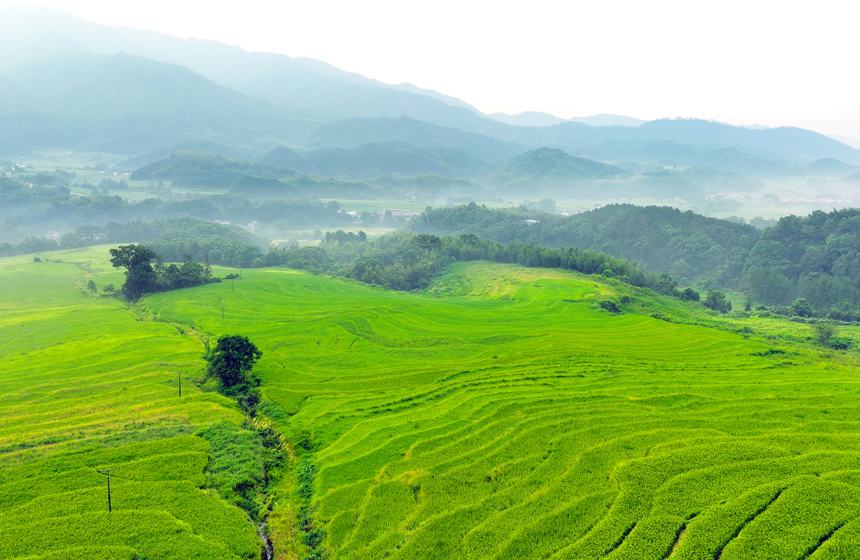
3,0,860,138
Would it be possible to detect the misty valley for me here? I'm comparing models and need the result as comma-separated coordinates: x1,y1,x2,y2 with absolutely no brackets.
3,5,860,560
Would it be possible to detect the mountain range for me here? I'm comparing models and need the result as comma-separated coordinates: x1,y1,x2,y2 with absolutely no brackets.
2,4,860,188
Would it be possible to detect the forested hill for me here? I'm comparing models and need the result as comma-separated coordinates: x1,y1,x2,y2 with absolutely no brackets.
408,203,758,287
408,203,860,312
745,208,860,309
489,147,624,192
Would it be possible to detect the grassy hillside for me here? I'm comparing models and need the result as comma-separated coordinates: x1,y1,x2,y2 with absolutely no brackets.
0,248,261,559
140,260,860,559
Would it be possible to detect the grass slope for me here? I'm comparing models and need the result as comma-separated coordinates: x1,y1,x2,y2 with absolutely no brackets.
142,261,860,559
0,248,259,560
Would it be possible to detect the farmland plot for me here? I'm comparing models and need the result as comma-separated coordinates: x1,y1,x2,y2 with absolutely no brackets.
145,262,860,559
0,249,258,560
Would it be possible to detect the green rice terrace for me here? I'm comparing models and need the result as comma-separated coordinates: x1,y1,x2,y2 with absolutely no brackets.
3,247,860,559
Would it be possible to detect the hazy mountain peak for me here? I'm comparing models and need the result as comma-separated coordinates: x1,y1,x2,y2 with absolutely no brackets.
802,158,860,178
491,147,623,190
0,5,489,127
1,5,858,171
258,146,305,170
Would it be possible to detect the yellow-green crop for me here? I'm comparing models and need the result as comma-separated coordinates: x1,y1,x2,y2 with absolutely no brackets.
6,247,860,559
142,260,860,559
0,247,257,560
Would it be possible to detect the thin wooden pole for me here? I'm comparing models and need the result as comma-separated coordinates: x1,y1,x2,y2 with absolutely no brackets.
97,469,115,512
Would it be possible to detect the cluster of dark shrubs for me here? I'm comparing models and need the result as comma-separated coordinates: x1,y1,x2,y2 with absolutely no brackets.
109,244,220,299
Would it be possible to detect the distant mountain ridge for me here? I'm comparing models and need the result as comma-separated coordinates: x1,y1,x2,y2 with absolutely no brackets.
130,145,625,196
0,5,859,173
300,142,494,180
302,116,524,161
0,5,504,138
0,51,313,154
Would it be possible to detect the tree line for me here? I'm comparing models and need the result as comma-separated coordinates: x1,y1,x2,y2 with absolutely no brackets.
408,202,758,288
18,196,860,318
105,228,730,317
258,231,679,295
407,203,860,316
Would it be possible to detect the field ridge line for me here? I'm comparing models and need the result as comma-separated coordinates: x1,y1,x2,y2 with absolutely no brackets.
604,521,636,556
665,515,695,559
713,487,784,560
801,521,846,559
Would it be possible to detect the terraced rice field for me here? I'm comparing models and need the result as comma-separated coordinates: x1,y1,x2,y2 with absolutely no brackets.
143,261,860,559
0,248,258,560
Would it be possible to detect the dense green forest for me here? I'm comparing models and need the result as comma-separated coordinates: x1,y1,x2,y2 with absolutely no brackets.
129,151,289,185
409,203,758,287
262,231,671,294
745,208,860,311
128,148,493,199
292,142,495,181
408,203,860,313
